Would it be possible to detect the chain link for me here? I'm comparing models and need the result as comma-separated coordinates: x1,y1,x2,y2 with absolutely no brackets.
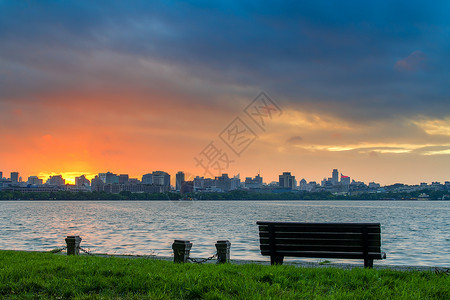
49,246,67,254
187,253,217,264
79,247,94,255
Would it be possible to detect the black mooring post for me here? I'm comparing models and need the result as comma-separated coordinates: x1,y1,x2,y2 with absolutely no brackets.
65,236,82,255
172,240,193,263
215,240,231,263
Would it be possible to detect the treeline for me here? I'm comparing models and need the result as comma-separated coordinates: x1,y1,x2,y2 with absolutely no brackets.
0,189,448,201
0,190,180,201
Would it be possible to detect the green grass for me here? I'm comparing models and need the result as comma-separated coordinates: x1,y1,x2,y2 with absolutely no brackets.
0,251,448,299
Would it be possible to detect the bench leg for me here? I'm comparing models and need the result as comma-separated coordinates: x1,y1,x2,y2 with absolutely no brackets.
271,255,284,265
364,259,373,268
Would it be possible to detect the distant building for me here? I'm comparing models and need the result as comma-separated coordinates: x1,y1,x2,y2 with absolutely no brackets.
142,173,153,185
102,183,169,194
180,181,194,194
332,169,339,185
152,171,170,187
299,180,319,192
128,178,140,184
10,172,19,183
230,175,241,190
340,174,350,186
98,172,119,184
91,176,104,192
27,176,43,185
299,178,307,190
119,174,129,184
0,171,2,179
279,172,296,189
349,180,367,193
99,173,107,183
244,174,263,189
176,171,185,191
194,176,205,190
193,176,215,191
75,175,90,187
215,174,231,192
46,175,65,186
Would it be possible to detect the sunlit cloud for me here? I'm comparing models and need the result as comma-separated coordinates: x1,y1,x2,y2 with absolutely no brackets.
414,118,450,136
273,109,353,131
423,149,450,156
291,142,450,156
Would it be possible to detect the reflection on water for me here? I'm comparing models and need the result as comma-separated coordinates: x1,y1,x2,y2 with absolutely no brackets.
0,200,449,266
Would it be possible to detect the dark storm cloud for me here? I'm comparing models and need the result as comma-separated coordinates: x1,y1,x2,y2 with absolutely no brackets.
1,0,449,121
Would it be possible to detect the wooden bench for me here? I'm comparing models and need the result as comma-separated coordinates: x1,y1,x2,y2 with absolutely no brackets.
257,221,386,268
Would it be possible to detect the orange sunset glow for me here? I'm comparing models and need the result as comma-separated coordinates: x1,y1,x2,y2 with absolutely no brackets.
1,1,449,186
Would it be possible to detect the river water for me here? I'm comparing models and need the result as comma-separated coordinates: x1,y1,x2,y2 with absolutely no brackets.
0,200,448,267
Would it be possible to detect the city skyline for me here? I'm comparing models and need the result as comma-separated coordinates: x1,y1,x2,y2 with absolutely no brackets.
1,1,450,186
0,167,446,188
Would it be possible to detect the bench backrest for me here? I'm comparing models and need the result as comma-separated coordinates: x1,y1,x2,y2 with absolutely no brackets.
257,222,383,259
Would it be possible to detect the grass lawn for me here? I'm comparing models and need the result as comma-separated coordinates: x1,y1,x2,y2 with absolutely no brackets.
0,250,448,299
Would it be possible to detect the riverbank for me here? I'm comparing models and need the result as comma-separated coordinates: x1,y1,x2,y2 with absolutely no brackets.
1,250,448,299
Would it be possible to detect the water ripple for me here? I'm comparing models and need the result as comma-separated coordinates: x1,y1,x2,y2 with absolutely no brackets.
0,200,449,266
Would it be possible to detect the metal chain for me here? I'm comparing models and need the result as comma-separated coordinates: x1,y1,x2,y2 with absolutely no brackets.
187,253,217,264
50,246,66,254
79,247,93,255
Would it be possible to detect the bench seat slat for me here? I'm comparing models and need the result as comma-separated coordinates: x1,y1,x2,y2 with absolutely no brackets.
258,225,381,234
259,232,381,242
259,244,381,253
259,238,381,247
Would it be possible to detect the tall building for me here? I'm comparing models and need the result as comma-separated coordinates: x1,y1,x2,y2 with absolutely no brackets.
75,175,90,187
27,176,43,185
279,172,296,189
10,172,19,183
215,174,231,192
194,176,205,190
152,171,170,187
46,175,65,186
142,173,153,185
230,175,241,190
176,171,185,191
91,175,104,192
299,178,307,190
332,169,339,185
99,172,119,184
0,171,2,179
340,174,350,186
119,174,129,184
99,173,106,183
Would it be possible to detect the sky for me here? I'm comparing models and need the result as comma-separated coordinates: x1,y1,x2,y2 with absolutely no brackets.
1,0,449,185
